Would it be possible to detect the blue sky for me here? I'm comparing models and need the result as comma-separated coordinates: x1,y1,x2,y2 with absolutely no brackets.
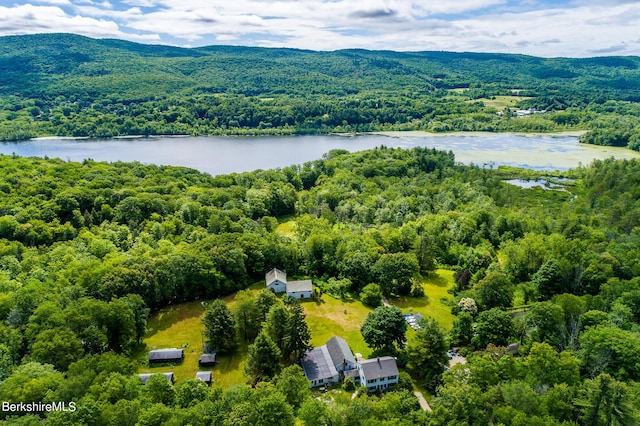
1,0,639,57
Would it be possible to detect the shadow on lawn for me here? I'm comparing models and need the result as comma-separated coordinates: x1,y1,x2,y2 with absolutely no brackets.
424,272,450,288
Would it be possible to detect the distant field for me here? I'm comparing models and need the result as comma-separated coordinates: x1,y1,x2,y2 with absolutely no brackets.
472,95,532,109
137,270,456,387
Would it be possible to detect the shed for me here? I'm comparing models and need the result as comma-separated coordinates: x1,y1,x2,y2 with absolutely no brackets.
196,371,213,385
148,348,184,364
198,353,217,367
138,372,174,385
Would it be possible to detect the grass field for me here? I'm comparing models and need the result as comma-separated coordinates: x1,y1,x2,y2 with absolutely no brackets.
471,95,532,109
389,269,456,331
137,270,456,387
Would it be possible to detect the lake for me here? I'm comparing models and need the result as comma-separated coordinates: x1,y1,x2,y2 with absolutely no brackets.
1,132,638,176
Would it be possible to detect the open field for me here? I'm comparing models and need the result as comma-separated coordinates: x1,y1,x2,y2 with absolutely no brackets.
137,270,455,387
389,269,456,331
471,95,532,109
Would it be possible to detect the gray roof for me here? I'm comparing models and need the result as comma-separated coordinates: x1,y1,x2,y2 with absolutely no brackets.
148,348,184,362
138,372,174,384
301,345,338,382
198,353,217,365
359,357,399,381
286,280,313,293
325,336,355,368
196,371,213,383
266,268,287,286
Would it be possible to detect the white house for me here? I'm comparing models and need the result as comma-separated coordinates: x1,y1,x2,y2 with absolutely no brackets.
357,356,399,391
301,345,340,387
325,336,357,372
265,268,313,299
265,268,288,293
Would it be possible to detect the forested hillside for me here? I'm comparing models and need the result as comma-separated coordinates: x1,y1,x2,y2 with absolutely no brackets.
1,33,639,148
1,147,640,424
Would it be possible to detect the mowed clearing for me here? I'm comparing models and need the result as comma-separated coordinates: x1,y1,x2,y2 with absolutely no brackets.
137,270,455,387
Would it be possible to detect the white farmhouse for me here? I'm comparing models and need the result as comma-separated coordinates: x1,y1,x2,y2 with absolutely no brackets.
357,356,399,391
265,268,313,299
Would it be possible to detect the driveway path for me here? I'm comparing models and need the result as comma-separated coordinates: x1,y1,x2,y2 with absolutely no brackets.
414,391,432,412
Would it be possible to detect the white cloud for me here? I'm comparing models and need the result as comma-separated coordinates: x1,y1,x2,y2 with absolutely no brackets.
1,0,639,56
0,4,158,41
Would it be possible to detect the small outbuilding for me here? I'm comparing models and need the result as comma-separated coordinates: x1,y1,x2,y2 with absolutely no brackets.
198,353,217,367
196,371,213,385
148,348,184,364
138,372,174,385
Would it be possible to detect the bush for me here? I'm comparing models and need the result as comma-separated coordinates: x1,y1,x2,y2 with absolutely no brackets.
360,283,383,308
343,376,356,391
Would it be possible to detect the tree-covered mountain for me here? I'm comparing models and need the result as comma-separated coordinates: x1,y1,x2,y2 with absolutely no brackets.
1,33,639,147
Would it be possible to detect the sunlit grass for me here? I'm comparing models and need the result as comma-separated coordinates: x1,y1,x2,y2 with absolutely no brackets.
388,269,456,331
472,95,532,109
302,294,372,358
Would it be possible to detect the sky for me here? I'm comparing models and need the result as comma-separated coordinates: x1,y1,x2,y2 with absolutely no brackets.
1,0,640,57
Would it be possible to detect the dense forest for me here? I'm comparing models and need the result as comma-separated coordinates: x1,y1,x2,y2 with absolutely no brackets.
1,145,640,424
1,34,640,149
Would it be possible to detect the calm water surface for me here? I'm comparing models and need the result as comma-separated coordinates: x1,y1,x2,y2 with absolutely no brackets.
1,133,638,175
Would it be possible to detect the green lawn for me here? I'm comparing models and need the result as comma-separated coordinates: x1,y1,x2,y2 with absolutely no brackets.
302,294,373,358
388,269,456,331
137,270,456,388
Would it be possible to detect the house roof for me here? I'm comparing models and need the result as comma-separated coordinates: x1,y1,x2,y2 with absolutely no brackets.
138,372,174,384
301,345,338,382
148,348,184,362
286,280,313,293
359,357,399,381
266,268,287,286
325,336,355,368
196,371,213,383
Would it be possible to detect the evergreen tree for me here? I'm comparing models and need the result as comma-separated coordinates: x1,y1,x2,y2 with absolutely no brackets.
203,299,237,355
265,302,291,354
285,303,312,361
407,317,449,391
245,332,281,385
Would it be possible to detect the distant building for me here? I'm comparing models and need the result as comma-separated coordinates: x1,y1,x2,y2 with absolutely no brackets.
196,371,213,385
148,348,184,364
138,372,174,384
198,353,217,367
265,268,313,299
358,357,399,391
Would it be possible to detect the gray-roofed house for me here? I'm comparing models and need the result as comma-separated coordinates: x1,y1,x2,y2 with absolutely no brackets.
265,268,313,298
325,336,357,372
138,372,175,385
195,371,213,385
357,356,399,391
286,280,313,299
266,268,288,293
301,345,339,388
198,353,217,367
148,348,184,364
